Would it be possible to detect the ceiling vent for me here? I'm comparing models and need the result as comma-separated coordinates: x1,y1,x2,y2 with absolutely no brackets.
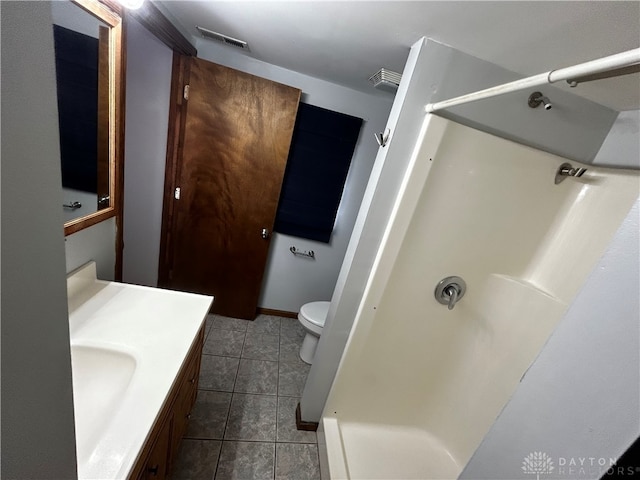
196,26,249,51
369,68,402,92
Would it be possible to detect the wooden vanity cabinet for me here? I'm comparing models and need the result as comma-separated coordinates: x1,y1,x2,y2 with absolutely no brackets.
129,325,205,480
168,339,201,473
140,419,171,480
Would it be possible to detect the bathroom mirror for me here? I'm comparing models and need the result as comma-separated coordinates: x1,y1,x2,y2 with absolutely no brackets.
53,0,125,235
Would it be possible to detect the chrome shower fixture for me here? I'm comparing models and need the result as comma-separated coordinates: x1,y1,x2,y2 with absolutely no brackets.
435,276,466,310
555,162,587,184
528,91,552,110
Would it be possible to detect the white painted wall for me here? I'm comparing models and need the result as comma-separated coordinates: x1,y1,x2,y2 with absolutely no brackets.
460,199,639,480
51,0,105,38
122,16,173,287
433,54,618,163
62,188,98,223
195,39,394,313
64,15,175,287
65,217,116,280
1,1,78,477
301,38,619,422
591,110,640,169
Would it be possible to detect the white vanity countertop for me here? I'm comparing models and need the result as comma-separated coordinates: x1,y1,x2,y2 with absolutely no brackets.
67,262,213,480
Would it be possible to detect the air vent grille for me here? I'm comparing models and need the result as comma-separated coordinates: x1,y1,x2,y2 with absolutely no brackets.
369,68,402,92
196,26,249,51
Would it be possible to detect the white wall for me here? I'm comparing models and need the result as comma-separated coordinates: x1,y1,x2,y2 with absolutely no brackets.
65,217,116,280
1,1,78,477
51,0,105,38
122,16,173,287
433,52,618,163
591,110,640,169
62,188,98,223
301,38,619,422
460,198,639,480
195,39,394,313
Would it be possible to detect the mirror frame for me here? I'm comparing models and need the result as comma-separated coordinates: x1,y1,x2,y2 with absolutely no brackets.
63,0,125,237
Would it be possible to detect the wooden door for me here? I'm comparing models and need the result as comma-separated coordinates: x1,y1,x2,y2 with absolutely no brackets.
160,57,300,319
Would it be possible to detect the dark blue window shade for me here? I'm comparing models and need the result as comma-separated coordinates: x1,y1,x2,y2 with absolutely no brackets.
53,25,99,194
274,103,363,243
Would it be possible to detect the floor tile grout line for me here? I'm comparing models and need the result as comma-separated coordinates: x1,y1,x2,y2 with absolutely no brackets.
198,316,317,478
183,388,231,442
231,327,247,392
215,438,316,445
275,315,282,459
273,439,278,480
223,390,278,399
220,391,233,442
213,439,223,480
206,317,225,480
215,360,240,480
204,327,246,358
276,316,281,400
275,389,281,443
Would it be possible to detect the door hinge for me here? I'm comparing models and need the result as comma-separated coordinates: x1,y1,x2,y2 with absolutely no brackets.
174,187,181,200
183,84,190,101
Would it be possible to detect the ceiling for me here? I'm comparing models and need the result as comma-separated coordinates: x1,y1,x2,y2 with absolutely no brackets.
158,1,640,111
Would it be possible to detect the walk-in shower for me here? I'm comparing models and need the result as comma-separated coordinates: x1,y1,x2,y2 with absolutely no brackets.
318,115,638,479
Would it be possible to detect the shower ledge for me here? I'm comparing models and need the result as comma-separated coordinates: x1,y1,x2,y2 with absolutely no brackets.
491,273,560,301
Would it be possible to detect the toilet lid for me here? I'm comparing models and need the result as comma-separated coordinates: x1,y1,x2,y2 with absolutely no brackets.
300,301,330,327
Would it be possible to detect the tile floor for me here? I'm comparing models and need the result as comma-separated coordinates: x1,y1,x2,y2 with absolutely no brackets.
171,314,320,480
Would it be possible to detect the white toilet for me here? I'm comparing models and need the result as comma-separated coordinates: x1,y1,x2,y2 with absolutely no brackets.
297,301,330,364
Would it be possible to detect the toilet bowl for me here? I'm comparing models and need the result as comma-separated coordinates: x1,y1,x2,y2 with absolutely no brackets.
298,301,330,364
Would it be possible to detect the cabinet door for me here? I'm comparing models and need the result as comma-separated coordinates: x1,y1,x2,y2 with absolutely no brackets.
169,390,192,473
168,348,200,473
141,416,172,480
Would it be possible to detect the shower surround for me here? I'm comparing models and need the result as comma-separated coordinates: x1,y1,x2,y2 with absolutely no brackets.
318,115,638,479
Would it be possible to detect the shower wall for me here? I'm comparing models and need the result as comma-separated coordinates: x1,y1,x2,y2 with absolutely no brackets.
302,37,618,425
320,115,638,479
460,200,640,480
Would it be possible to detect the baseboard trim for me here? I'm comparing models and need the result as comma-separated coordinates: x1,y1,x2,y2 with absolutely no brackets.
296,402,319,432
257,307,298,319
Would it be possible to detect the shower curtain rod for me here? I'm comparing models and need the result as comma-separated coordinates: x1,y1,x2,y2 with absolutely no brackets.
425,48,640,113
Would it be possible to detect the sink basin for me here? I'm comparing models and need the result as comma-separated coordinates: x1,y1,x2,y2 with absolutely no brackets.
70,345,137,462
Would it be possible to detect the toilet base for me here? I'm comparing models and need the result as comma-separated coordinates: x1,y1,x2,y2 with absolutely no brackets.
299,332,319,364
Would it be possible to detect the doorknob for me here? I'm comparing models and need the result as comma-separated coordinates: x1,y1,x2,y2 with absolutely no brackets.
261,228,270,239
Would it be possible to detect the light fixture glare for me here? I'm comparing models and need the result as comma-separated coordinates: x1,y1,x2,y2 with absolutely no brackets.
118,0,144,10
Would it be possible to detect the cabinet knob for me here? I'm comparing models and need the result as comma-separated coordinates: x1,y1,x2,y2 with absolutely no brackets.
189,377,196,384
147,465,159,476
186,413,192,420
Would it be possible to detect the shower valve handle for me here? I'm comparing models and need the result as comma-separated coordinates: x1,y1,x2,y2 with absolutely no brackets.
445,285,459,310
435,276,466,310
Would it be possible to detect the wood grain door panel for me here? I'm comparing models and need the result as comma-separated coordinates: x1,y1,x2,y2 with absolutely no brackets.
165,58,300,319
